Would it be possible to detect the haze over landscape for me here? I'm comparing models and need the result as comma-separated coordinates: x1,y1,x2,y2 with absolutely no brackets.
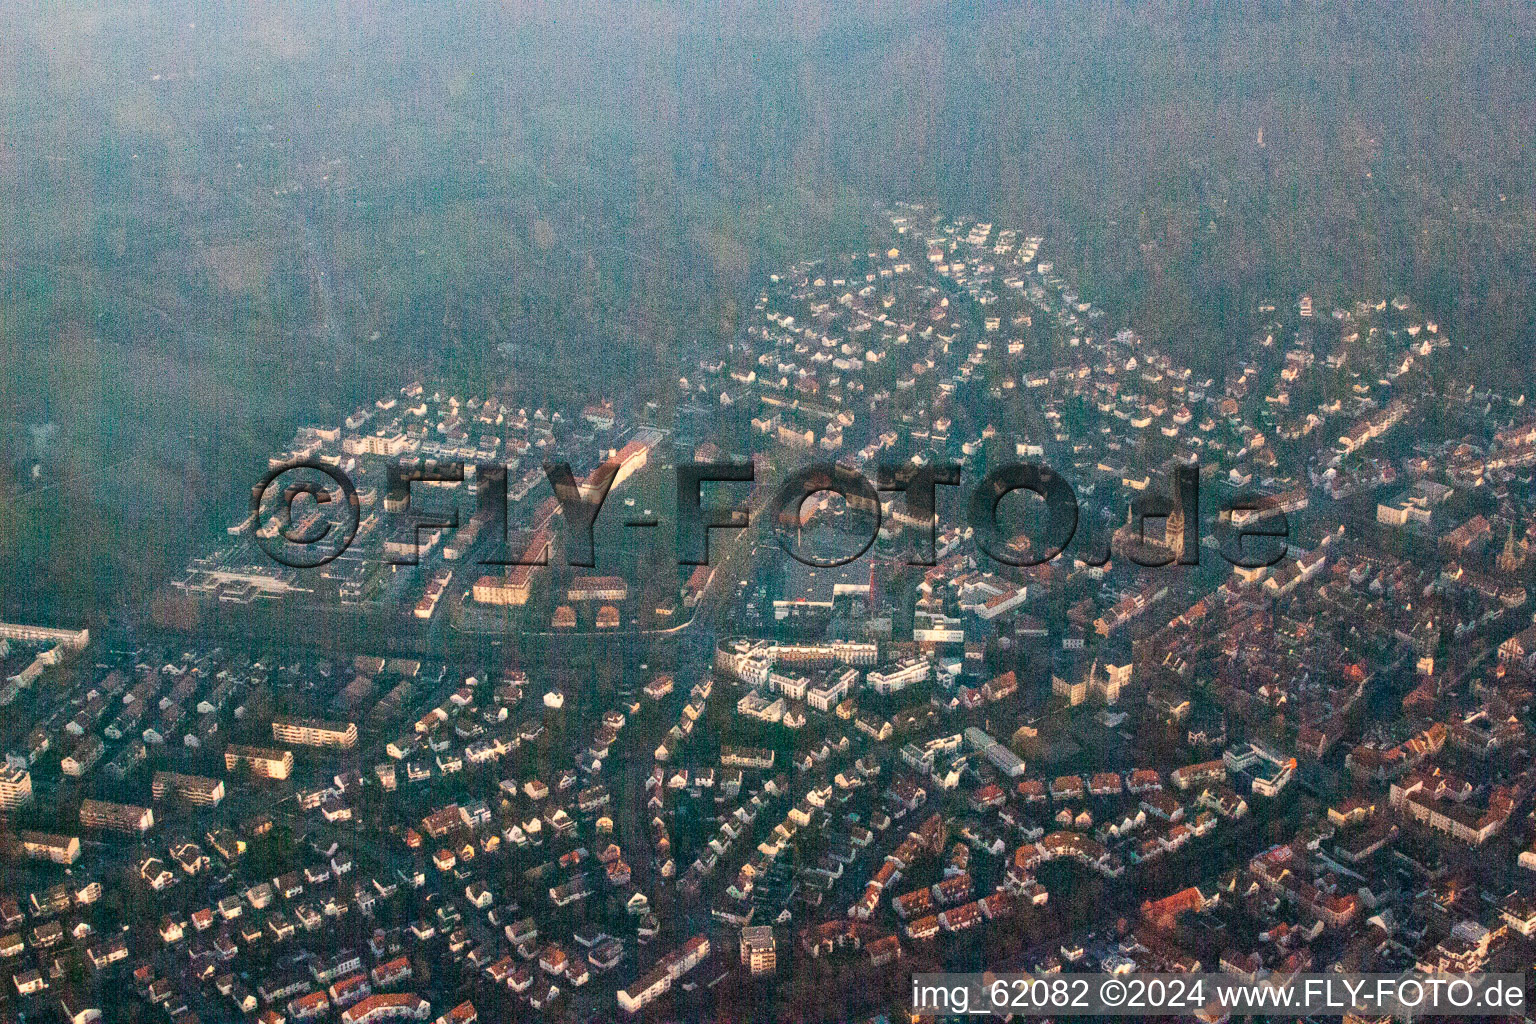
3,1,1534,617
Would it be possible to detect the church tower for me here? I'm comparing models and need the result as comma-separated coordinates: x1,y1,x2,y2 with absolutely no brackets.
1498,521,1525,573
1166,505,1186,562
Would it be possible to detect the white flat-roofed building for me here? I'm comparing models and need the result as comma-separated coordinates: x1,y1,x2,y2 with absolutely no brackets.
0,764,32,810
617,935,709,1013
152,771,226,807
807,668,856,713
716,642,774,686
737,691,786,724
767,671,809,701
18,831,80,865
867,657,929,696
740,925,776,974
273,716,358,750
225,744,295,780
80,798,154,834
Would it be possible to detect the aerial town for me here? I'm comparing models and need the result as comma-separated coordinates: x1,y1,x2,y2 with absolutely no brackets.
3,204,1536,1024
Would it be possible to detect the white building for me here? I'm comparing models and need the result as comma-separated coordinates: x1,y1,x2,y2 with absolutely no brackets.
737,691,786,724
0,764,33,810
867,657,929,696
